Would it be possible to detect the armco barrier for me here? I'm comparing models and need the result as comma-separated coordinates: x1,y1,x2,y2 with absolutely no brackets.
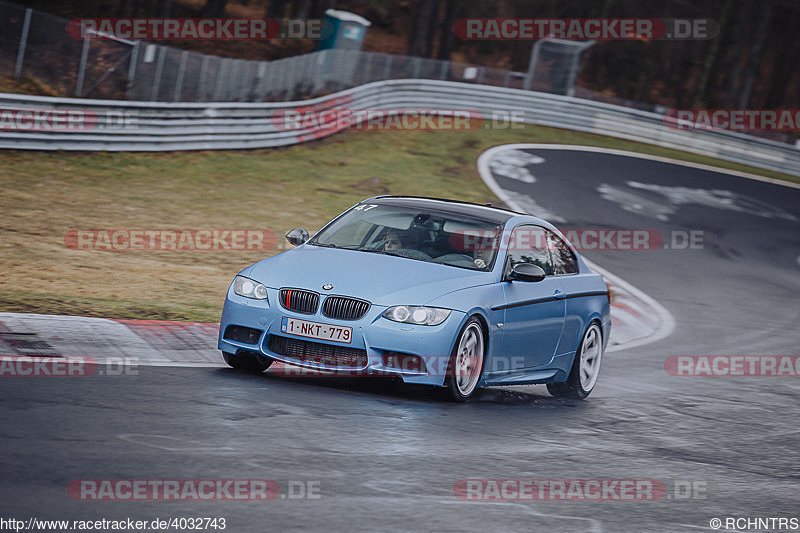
0,79,797,176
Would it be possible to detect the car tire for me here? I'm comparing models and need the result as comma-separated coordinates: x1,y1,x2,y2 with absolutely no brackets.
222,351,273,374
444,316,486,402
547,321,603,400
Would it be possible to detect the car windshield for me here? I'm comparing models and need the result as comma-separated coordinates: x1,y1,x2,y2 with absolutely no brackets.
308,203,503,271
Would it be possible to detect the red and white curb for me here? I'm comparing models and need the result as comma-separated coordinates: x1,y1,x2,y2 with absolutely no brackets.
478,143,676,353
588,262,675,352
0,314,223,367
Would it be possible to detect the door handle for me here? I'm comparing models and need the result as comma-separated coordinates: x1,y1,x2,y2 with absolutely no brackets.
553,290,566,299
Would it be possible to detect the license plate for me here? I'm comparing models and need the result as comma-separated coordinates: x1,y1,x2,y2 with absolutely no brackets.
280,317,352,344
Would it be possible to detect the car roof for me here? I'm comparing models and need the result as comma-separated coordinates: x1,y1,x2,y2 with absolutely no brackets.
364,196,524,224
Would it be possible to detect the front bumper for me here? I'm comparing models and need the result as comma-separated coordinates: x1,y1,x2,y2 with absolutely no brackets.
217,286,466,386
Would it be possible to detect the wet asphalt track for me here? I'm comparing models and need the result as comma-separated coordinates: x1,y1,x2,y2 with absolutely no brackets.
2,148,799,532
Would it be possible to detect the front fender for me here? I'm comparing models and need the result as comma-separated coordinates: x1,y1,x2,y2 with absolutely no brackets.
425,284,505,386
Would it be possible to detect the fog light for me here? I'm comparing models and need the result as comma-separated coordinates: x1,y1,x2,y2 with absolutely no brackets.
382,352,426,373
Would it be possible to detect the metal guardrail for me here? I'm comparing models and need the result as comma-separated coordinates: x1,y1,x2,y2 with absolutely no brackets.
0,79,798,176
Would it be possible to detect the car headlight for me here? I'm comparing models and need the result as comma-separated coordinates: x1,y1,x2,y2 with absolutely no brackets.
233,276,268,300
382,306,451,326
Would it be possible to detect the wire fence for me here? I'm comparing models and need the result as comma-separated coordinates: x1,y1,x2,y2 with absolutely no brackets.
0,0,591,103
0,3,133,99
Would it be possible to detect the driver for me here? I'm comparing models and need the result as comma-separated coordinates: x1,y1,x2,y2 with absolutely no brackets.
383,229,403,252
472,235,495,268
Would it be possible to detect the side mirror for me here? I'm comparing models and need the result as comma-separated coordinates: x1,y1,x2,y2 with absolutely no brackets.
285,228,309,246
508,263,546,282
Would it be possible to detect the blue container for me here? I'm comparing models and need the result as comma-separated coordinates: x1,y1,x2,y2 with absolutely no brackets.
317,9,371,51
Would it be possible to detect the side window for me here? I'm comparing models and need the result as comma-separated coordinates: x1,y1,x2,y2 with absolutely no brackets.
547,230,578,275
506,225,553,275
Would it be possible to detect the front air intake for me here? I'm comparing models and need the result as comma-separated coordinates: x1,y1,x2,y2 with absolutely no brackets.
223,325,262,345
278,288,320,315
321,296,371,321
267,335,367,368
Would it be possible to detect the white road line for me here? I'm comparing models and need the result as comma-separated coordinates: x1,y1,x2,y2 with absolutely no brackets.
476,143,800,190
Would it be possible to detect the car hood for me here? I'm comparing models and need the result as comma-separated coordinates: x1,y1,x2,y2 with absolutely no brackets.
247,245,494,307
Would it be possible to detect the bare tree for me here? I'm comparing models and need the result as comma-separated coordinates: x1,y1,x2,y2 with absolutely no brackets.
762,4,800,108
436,0,458,60
293,0,313,20
201,0,228,18
737,0,773,108
156,0,172,18
423,2,441,58
408,0,437,57
692,0,732,107
266,0,289,19
120,0,138,18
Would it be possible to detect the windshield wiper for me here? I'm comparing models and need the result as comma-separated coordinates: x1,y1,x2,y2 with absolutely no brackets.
312,245,410,258
348,247,389,254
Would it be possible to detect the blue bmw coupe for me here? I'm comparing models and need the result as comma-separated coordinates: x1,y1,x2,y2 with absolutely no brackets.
219,196,610,401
